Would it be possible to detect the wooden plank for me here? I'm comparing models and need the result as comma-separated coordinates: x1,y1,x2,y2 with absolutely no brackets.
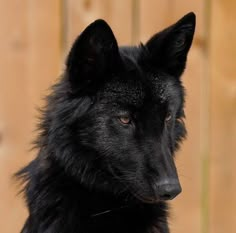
64,0,133,53
0,1,30,233
139,1,206,233
139,0,173,43
0,1,61,233
209,1,236,233
27,0,62,130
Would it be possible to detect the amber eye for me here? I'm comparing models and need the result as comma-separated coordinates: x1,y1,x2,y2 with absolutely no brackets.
165,113,172,122
119,116,131,125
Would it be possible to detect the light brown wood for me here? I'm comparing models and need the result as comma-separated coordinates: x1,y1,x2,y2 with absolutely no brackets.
0,2,29,232
139,0,171,43
0,1,61,233
209,1,236,233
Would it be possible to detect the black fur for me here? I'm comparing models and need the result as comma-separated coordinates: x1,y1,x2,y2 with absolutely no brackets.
16,12,195,233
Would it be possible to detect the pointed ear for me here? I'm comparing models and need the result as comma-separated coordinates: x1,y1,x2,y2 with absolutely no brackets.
145,12,196,77
66,19,121,90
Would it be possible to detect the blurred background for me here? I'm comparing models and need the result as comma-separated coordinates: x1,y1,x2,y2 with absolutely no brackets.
0,0,235,233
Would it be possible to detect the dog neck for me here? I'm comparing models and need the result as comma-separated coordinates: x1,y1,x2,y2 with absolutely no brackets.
22,157,169,233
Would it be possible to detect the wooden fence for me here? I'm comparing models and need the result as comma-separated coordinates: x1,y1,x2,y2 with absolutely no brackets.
0,1,235,233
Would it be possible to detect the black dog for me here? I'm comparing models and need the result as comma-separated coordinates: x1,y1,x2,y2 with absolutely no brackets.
17,12,195,233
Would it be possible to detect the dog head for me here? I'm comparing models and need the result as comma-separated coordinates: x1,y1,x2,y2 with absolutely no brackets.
44,13,195,203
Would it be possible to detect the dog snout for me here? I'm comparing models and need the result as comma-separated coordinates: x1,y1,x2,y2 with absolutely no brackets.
156,179,182,200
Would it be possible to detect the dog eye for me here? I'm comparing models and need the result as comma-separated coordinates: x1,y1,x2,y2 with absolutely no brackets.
118,116,131,125
165,113,172,122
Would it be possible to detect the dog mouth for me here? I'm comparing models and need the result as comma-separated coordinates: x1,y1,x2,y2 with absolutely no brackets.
132,192,177,204
131,190,161,204
131,184,181,203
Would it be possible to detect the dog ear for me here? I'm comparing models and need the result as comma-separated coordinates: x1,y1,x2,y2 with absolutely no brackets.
66,19,121,90
145,12,196,77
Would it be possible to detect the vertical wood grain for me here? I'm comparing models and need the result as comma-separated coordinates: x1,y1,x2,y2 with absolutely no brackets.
0,1,29,232
209,1,236,233
0,1,62,233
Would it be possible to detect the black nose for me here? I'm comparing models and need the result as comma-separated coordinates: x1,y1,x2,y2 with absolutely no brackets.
158,181,182,200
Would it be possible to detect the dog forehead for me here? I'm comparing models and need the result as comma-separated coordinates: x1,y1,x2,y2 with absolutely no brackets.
148,72,183,107
100,77,145,106
148,73,171,102
98,70,180,108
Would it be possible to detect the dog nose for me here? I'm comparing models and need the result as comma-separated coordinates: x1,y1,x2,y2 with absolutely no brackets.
158,181,182,200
